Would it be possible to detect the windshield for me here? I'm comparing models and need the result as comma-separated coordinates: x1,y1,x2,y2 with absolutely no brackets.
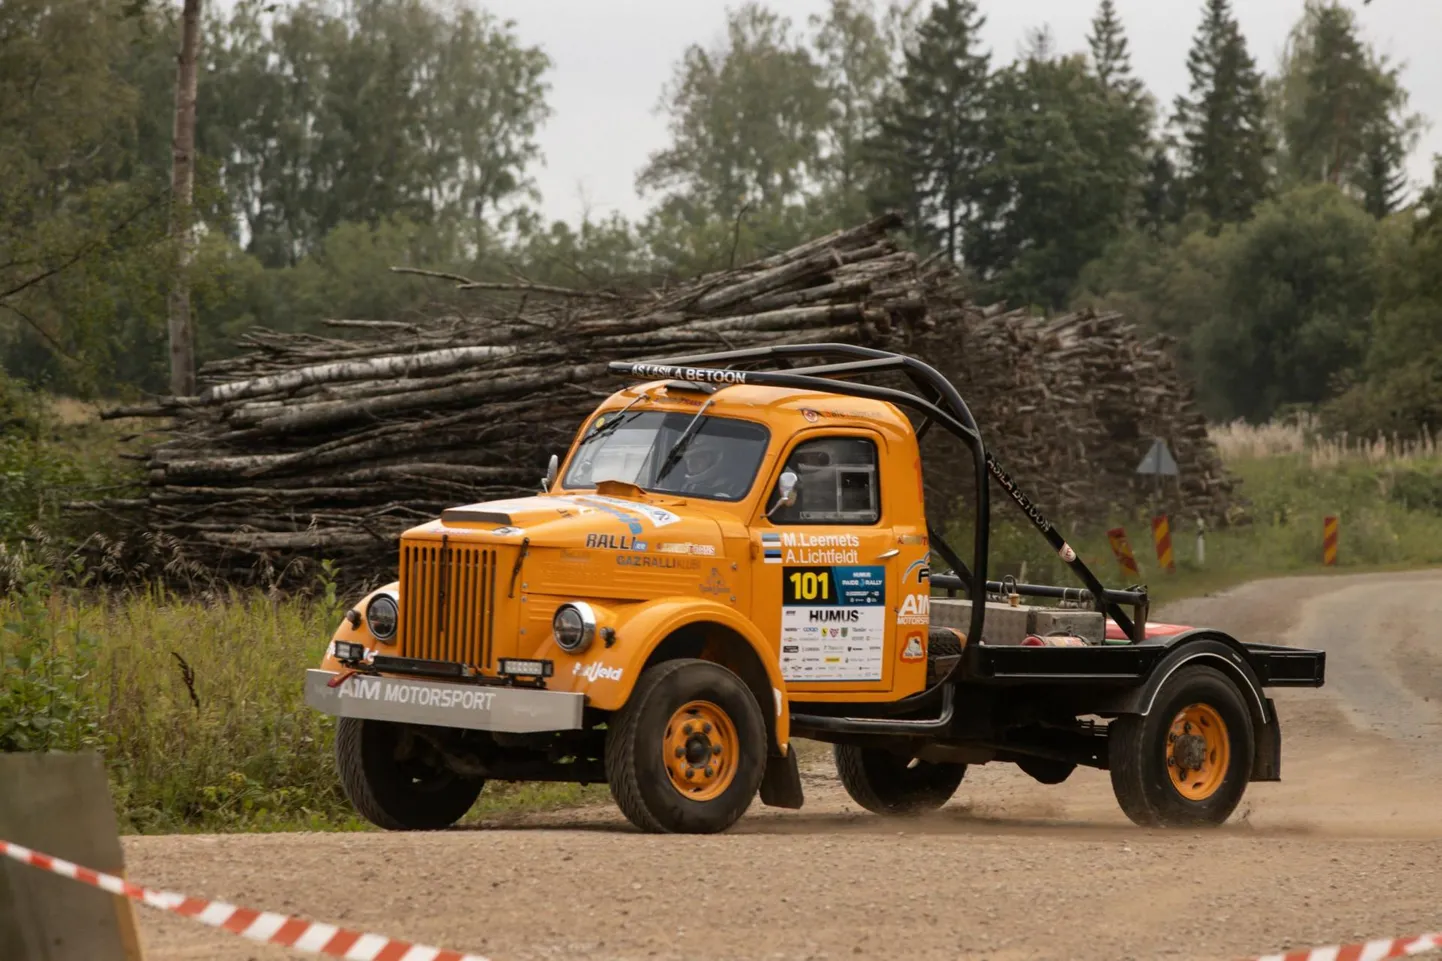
562,410,770,501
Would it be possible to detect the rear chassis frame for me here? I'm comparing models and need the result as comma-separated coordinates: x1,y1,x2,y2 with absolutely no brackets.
607,344,1326,763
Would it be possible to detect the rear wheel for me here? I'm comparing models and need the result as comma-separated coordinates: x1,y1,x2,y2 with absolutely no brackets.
833,745,965,815
335,717,485,830
605,659,767,834
1108,665,1254,827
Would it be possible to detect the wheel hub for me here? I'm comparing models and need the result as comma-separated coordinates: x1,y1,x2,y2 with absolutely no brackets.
1171,733,1207,771
663,700,738,802
1166,703,1230,801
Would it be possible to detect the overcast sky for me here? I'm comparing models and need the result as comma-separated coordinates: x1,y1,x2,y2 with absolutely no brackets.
471,0,1441,227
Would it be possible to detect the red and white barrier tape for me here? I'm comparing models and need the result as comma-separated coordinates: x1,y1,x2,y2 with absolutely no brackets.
1245,933,1442,961
0,838,489,961
5,834,1440,961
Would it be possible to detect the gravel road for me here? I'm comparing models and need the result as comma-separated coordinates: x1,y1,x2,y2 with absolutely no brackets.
124,570,1442,961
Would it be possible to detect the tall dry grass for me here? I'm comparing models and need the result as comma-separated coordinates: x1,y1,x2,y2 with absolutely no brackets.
1210,414,1439,467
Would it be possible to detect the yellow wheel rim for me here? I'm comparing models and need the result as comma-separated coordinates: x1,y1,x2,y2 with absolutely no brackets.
1167,703,1230,801
663,700,738,802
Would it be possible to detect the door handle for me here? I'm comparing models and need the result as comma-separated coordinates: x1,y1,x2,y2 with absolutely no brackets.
875,548,900,560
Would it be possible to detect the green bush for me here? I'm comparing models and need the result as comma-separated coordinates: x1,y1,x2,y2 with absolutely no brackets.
1381,465,1442,513
0,562,108,753
0,378,136,546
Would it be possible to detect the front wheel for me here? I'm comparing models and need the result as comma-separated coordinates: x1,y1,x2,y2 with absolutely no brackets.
833,745,965,815
1108,665,1255,827
605,659,768,834
335,717,485,830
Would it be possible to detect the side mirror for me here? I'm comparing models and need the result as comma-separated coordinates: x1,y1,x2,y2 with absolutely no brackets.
766,470,799,517
542,453,559,492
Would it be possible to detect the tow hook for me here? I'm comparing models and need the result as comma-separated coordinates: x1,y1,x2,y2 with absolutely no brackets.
327,669,360,689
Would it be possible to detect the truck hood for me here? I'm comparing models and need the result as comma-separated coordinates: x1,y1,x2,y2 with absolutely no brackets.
409,490,731,607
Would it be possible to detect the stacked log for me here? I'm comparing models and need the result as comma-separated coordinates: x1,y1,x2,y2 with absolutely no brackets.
83,214,1237,588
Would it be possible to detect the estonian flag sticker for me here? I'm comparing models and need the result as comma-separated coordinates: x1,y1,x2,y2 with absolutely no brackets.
762,532,782,563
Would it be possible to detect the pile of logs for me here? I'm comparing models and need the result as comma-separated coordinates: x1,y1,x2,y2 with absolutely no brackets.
83,213,1237,587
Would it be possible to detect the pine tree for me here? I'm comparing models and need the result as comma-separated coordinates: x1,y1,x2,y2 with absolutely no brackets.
968,48,1137,307
1085,0,1152,226
1087,0,1142,104
1172,0,1272,223
873,0,990,261
1357,120,1409,217
1139,143,1184,234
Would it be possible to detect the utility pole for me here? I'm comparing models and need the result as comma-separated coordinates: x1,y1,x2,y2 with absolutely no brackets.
168,0,202,398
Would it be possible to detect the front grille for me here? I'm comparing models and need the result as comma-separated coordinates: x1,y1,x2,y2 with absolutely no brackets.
398,539,498,668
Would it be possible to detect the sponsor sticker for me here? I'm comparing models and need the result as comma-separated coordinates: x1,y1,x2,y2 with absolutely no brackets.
658,541,717,556
630,363,747,385
700,567,730,596
1059,542,1076,563
616,554,701,570
899,592,930,625
780,564,885,682
585,532,647,551
572,662,624,682
336,677,497,711
901,634,925,662
791,406,871,420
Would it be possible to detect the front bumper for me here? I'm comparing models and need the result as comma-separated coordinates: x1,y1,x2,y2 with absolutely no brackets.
304,669,585,734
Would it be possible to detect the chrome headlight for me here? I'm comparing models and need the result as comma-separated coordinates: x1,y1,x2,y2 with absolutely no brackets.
365,592,399,642
552,602,596,653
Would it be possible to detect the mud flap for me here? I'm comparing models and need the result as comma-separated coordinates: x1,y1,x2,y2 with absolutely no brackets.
1250,697,1281,782
759,748,804,809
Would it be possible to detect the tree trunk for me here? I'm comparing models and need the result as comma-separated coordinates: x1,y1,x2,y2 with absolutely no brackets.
167,0,202,398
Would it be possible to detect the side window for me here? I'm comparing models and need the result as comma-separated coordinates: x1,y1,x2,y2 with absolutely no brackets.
768,436,880,525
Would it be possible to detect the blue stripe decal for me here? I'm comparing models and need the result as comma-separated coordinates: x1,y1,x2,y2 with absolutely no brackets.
574,498,644,535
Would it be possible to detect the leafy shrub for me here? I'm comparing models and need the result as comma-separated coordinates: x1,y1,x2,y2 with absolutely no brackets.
0,561,107,753
1381,465,1442,512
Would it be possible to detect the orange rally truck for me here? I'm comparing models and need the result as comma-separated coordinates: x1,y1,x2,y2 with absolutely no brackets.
305,344,1326,834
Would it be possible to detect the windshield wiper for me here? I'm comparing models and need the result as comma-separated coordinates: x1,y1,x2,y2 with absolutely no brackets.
579,390,650,445
653,398,715,484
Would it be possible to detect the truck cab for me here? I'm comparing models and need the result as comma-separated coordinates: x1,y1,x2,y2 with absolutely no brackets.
306,345,1325,834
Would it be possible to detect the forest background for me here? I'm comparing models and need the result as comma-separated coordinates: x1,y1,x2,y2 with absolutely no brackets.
4,0,1440,435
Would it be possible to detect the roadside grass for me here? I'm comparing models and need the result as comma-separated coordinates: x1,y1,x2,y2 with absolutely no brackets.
0,580,607,834
5,401,1442,832
980,424,1442,607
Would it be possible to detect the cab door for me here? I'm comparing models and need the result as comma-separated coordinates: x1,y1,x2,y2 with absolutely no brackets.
751,430,899,694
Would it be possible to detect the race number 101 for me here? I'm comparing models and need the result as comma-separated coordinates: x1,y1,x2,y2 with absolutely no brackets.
783,566,835,604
